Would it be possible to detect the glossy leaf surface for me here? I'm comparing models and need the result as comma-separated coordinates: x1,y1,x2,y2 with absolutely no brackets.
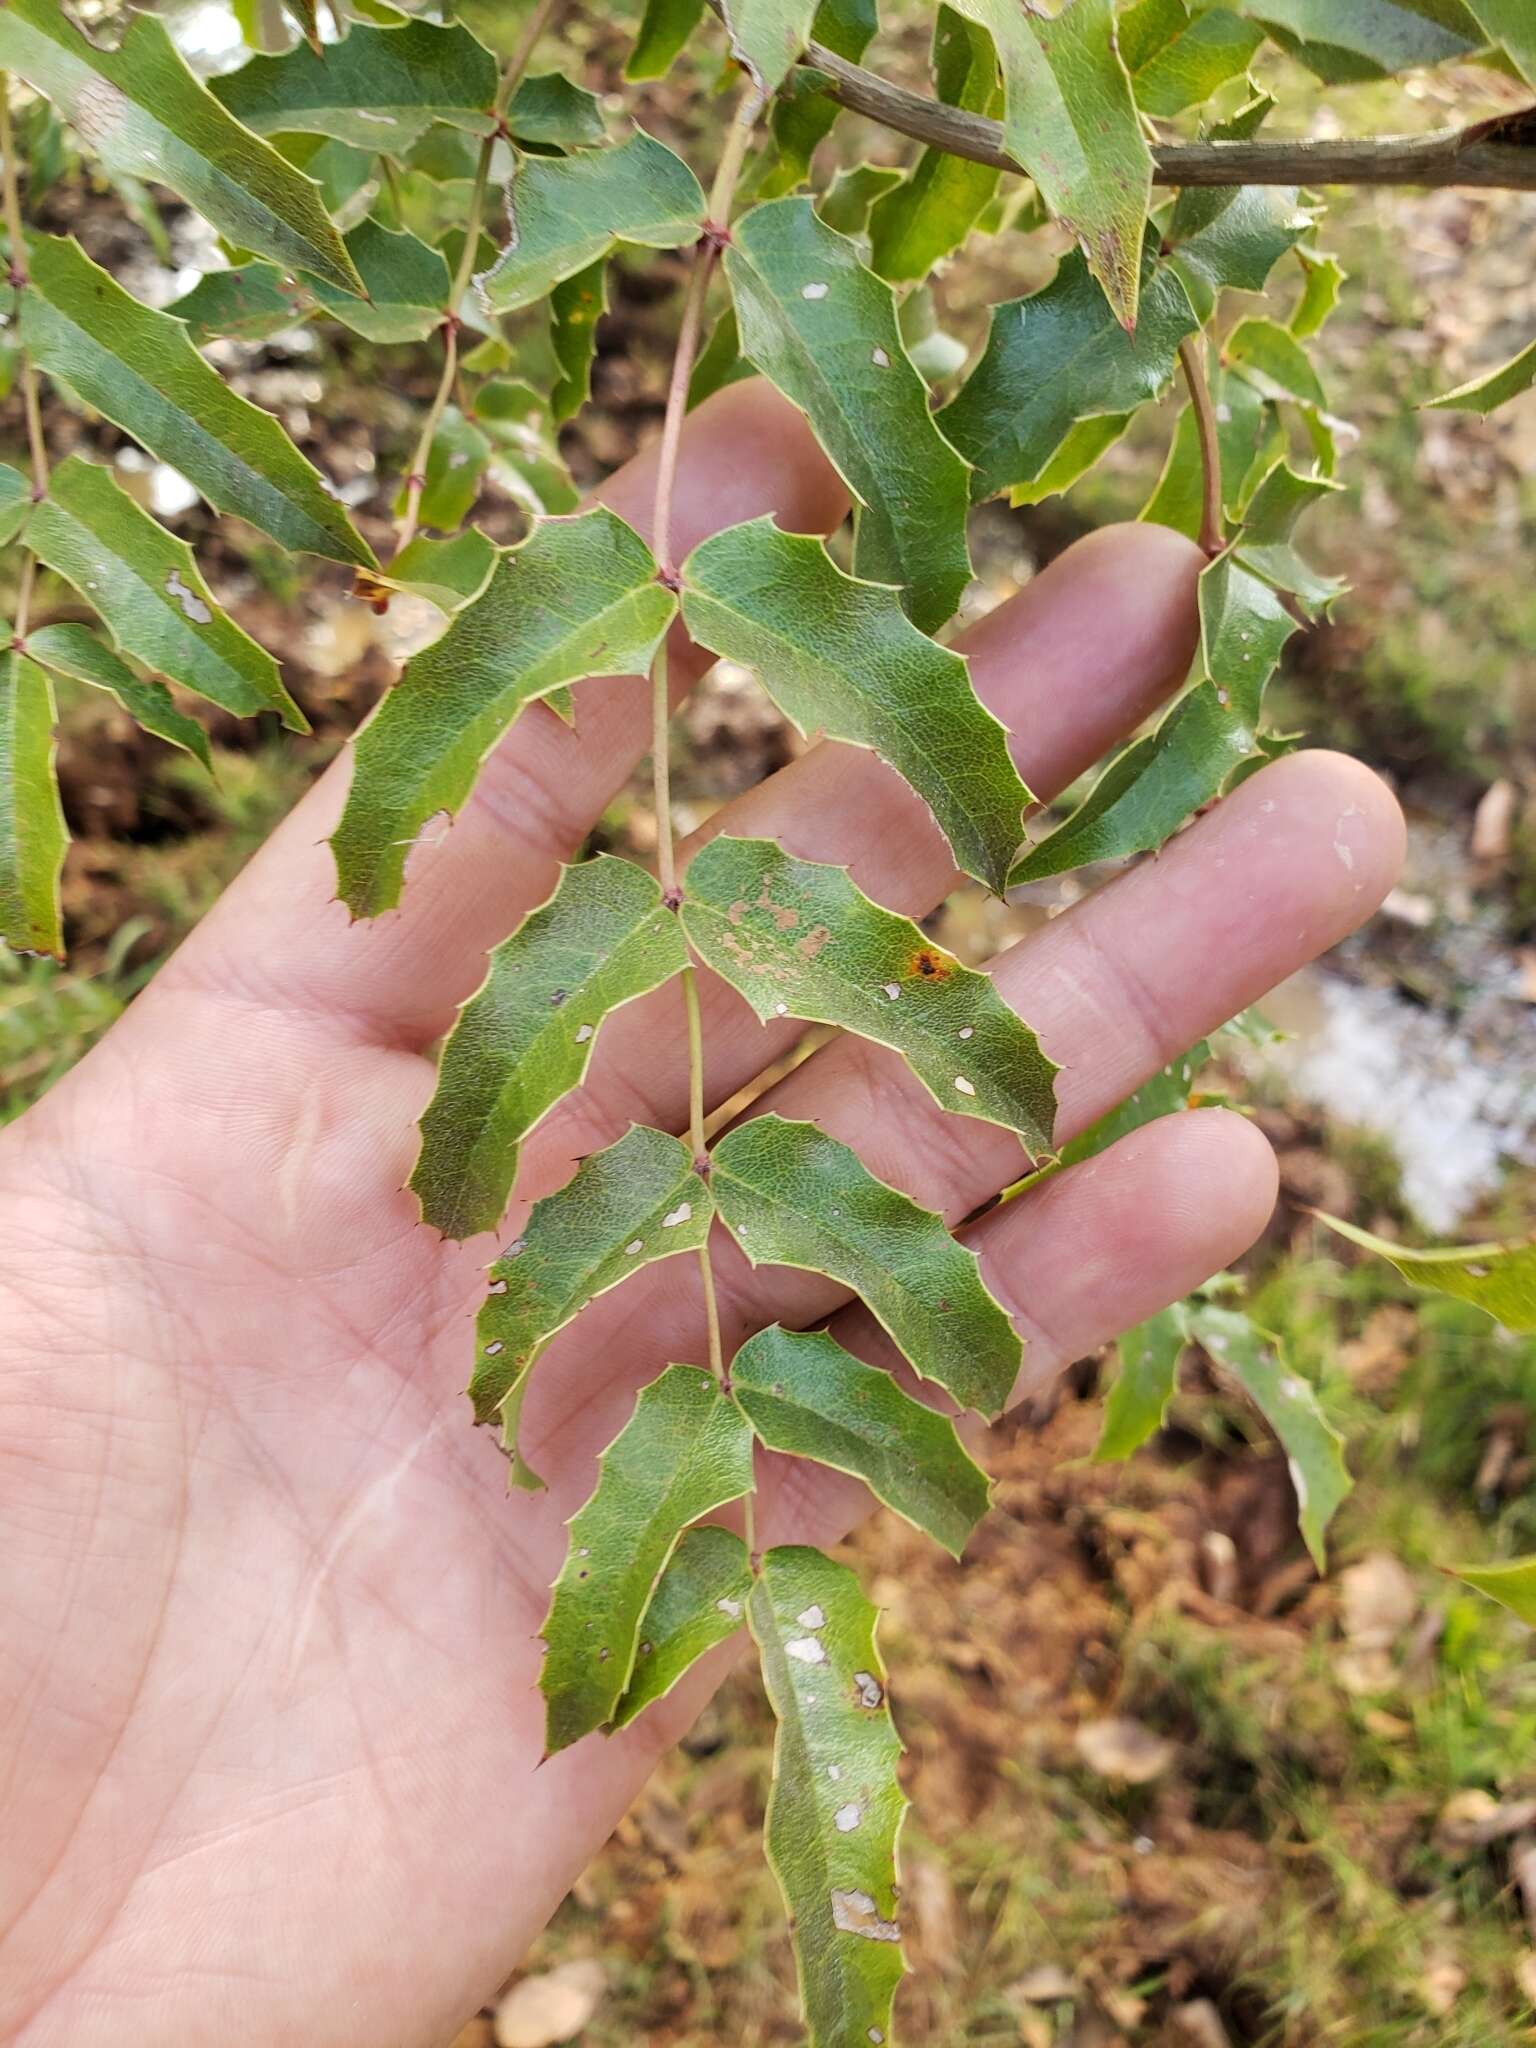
611,1525,752,1728
1121,0,1263,114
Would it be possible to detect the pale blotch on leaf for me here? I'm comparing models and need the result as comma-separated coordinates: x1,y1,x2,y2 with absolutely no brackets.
796,1604,826,1629
165,570,212,623
716,1595,743,1619
786,1636,827,1664
624,1238,644,1255
830,1888,900,1942
852,1670,883,1707
871,347,890,368
834,1801,862,1832
575,1024,594,1043
953,1076,976,1097
662,1202,693,1227
802,282,828,300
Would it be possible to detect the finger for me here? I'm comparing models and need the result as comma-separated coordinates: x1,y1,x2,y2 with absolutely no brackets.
158,380,849,1041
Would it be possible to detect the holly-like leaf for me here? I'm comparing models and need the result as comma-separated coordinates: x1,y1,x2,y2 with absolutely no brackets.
28,623,212,773
1184,1303,1350,1569
758,0,878,199
549,260,607,424
26,456,306,730
682,837,1056,1152
1314,1213,1536,1334
1426,337,1536,415
21,233,372,568
733,1324,992,1557
473,1127,714,1487
868,6,1001,283
945,0,1152,330
749,1544,907,2048
0,3,361,293
1007,412,1134,508
817,161,904,239
611,1524,753,1728
1290,248,1346,340
940,241,1199,502
627,0,707,79
212,18,497,153
413,858,690,1239
1166,185,1313,325
331,507,675,916
1449,1558,1536,1628
479,131,706,315
164,262,304,345
721,0,820,94
680,520,1027,892
1233,459,1345,614
0,465,29,548
474,380,580,518
506,73,607,152
711,1114,1022,1416
1094,1306,1185,1461
1141,367,1278,541
408,406,490,533
1236,0,1480,79
724,197,972,634
1225,315,1328,410
0,652,67,960
1121,0,1263,115
309,220,451,343
542,1365,754,1752
380,530,498,612
1467,0,1536,81
1009,556,1296,885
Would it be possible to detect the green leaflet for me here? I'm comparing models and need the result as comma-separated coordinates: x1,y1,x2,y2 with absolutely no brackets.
0,3,360,293
611,1525,752,1728
1166,185,1313,325
749,1545,907,2048
724,198,972,634
1008,556,1297,885
721,0,820,93
688,307,749,408
1058,1040,1212,1174
945,0,1151,330
1225,316,1328,410
711,1115,1023,1417
164,262,304,345
21,233,372,567
1467,0,1536,81
1449,1558,1536,1628
1141,368,1278,541
413,858,690,1240
1426,337,1536,415
212,19,496,153
479,132,706,315
28,623,212,774
1093,1306,1185,1461
408,407,490,532
331,507,675,917
1184,1303,1350,1568
475,381,579,519
818,162,904,239
1007,413,1133,509
868,6,1001,283
1121,0,1263,115
757,0,878,200
732,1325,992,1558
1235,0,1481,79
1314,1213,1536,1334
0,653,67,960
26,456,306,731
679,521,1029,893
542,1366,754,1752
380,530,498,612
549,260,607,424
506,74,608,152
310,220,451,343
939,243,1199,503
682,837,1056,1154
473,1128,714,1485
1290,249,1346,340
0,465,29,548
627,0,706,79
1234,459,1346,614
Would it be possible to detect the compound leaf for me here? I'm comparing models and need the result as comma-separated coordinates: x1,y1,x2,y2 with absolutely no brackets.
1426,336,1536,415
749,1544,907,2048
711,1114,1022,1417
940,242,1198,503
479,131,706,315
27,456,306,729
21,231,372,567
310,219,451,343
212,18,496,152
868,6,1001,283
1314,1213,1536,1334
474,1127,714,1487
542,1365,753,1752
1450,1558,1536,1628
733,1324,992,1557
721,0,820,94
1233,458,1345,613
0,652,66,960
627,0,706,80
1094,1306,1185,1461
611,1524,752,1728
724,197,972,633
413,857,689,1239
680,520,1027,892
0,2,360,292
28,622,212,773
331,507,675,917
682,837,1056,1152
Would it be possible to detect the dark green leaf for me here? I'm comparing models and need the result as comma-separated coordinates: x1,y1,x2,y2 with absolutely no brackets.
612,1525,752,1727
212,18,497,153
627,0,706,80
711,1114,1022,1416
940,242,1198,503
680,521,1029,893
332,507,674,916
164,261,305,345
1141,368,1278,541
1449,1558,1536,1627
722,0,820,94
0,652,66,959
749,1544,907,2048
542,1365,753,1752
724,197,972,633
28,622,212,773
1236,0,1480,79
506,73,607,151
1314,1213,1536,1334
1234,459,1345,613
549,259,607,423
474,1127,714,1487
413,857,689,1239
1167,185,1313,325
21,232,372,567
27,456,306,729
733,1324,992,1557
868,6,1001,283
1094,1307,1184,1461
479,131,706,315
682,837,1056,1151
310,219,451,342
1006,412,1133,508
1121,0,1263,114
1426,337,1536,415
0,2,361,291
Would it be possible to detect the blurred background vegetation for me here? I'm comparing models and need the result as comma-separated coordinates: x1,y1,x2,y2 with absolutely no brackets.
3,4,1535,2042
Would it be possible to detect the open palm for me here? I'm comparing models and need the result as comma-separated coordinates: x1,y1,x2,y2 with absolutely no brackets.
0,384,1403,2047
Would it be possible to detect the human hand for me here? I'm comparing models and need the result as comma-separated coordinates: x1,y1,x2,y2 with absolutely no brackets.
0,381,1403,2047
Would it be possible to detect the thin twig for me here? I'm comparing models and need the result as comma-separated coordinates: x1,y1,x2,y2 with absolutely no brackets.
1178,336,1224,559
1,75,49,641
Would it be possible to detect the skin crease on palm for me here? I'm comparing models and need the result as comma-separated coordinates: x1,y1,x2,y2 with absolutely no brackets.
0,379,1405,2047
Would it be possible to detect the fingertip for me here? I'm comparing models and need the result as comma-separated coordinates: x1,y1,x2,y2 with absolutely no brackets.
1223,747,1407,929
